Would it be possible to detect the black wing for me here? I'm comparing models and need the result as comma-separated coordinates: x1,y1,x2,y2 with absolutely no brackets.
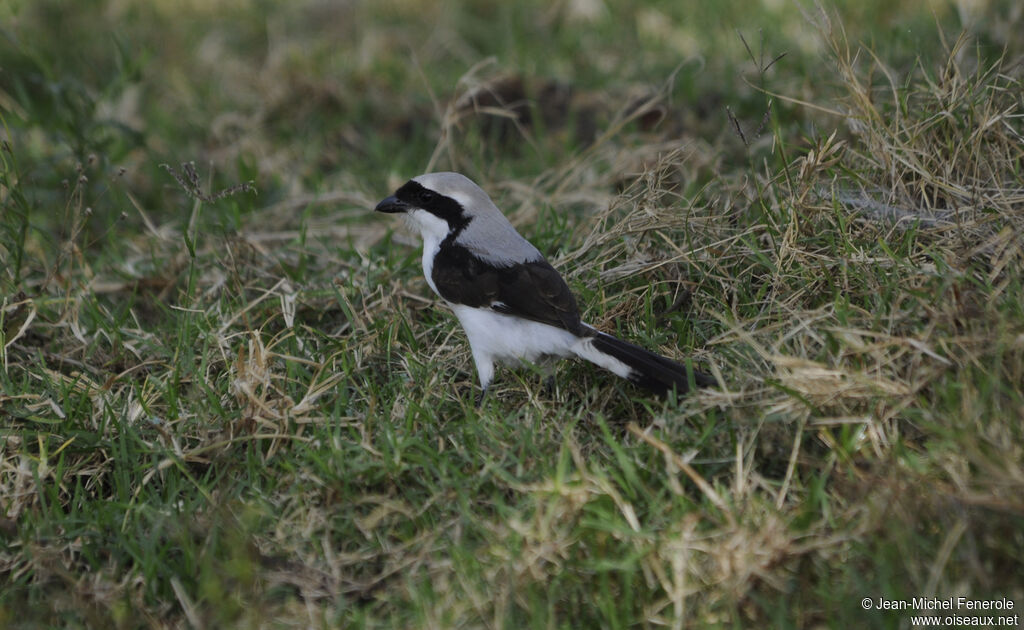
431,241,584,335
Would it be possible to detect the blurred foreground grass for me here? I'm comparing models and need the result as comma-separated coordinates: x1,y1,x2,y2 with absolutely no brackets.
2,0,1023,627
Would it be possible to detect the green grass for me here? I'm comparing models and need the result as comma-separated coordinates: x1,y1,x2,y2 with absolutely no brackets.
2,0,1024,628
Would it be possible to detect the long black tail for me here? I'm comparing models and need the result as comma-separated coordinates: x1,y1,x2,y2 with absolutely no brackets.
587,330,715,396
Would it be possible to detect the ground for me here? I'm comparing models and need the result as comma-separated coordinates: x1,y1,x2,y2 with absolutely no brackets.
1,0,1023,628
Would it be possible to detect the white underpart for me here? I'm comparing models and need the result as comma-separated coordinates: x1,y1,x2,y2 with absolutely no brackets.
450,305,633,389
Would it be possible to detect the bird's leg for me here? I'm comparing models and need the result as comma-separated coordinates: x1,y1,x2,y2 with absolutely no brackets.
535,360,556,396
471,356,494,409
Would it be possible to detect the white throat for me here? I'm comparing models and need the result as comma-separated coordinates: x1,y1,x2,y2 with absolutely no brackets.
405,208,452,296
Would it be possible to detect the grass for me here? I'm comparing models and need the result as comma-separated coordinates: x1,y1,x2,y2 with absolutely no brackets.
2,0,1024,628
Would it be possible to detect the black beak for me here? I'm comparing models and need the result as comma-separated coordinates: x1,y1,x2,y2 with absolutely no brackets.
375,195,411,214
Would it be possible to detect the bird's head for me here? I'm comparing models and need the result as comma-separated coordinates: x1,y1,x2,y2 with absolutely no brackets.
375,172,541,265
375,172,485,239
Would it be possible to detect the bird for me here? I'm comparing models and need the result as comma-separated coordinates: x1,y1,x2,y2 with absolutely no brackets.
375,172,714,400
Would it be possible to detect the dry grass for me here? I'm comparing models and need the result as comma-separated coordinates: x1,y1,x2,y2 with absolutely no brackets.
2,1,1023,628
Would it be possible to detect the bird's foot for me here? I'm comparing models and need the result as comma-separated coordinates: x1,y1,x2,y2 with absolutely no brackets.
474,386,488,409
